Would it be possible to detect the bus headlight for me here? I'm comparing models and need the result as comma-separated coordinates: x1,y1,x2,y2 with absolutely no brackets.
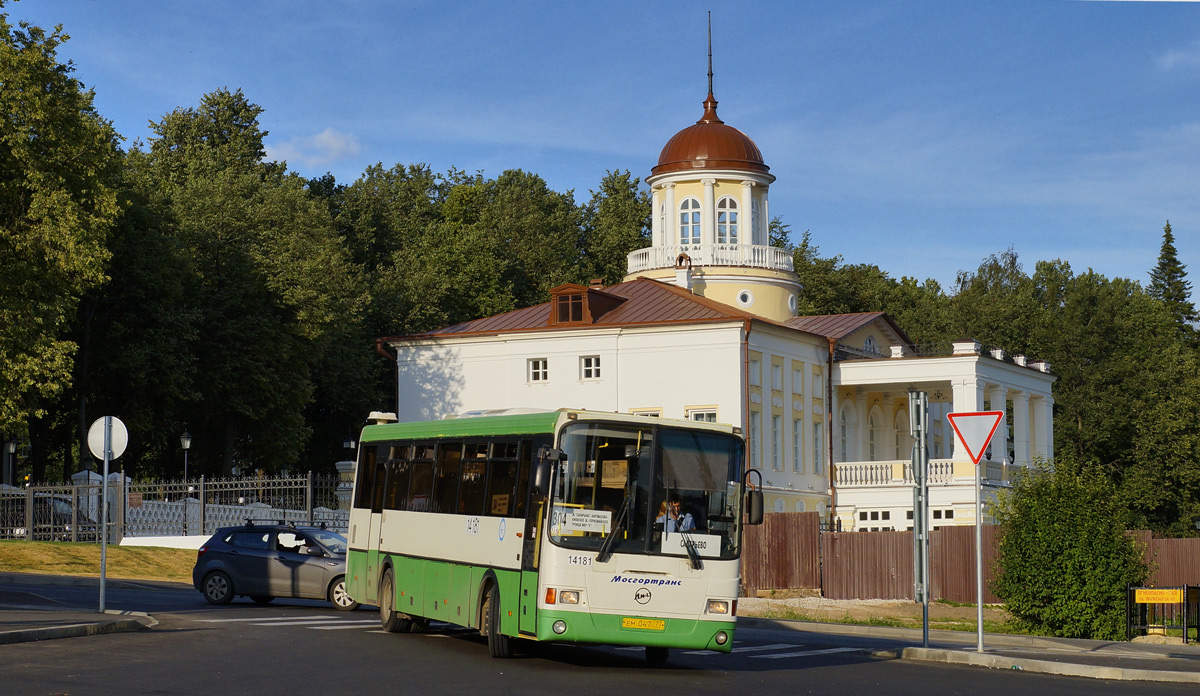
558,590,580,605
715,631,729,645
707,599,730,615
553,620,567,634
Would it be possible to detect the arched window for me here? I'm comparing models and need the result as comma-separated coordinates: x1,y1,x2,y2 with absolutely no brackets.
838,403,856,462
658,202,666,246
868,410,880,461
751,199,762,245
895,409,910,460
864,336,878,354
678,198,701,246
717,197,738,244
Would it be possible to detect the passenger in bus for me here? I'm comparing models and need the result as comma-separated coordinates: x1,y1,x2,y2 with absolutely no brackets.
656,494,695,532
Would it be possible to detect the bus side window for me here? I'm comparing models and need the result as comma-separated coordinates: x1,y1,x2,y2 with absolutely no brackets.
514,438,534,519
383,443,411,511
353,445,378,510
459,441,488,515
485,439,519,517
408,443,435,512
433,442,462,514
370,447,387,514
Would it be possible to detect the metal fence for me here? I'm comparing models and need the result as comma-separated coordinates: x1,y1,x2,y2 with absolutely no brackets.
0,472,349,542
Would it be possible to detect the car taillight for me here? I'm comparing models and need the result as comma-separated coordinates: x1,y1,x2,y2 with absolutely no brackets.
196,545,208,560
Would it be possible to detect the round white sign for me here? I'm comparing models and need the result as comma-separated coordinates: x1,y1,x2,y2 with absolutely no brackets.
87,416,129,460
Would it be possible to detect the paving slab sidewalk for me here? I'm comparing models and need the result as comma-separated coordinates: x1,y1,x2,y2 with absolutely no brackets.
741,615,1200,684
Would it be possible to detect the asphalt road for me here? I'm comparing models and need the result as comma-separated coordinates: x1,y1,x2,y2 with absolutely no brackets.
6,582,1198,696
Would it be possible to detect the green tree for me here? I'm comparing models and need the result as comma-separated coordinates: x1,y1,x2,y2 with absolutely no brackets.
581,170,650,286
1148,221,1197,337
992,458,1147,640
129,89,362,476
0,10,122,473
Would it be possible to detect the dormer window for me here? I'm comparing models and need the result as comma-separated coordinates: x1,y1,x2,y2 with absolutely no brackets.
557,293,583,323
547,283,626,327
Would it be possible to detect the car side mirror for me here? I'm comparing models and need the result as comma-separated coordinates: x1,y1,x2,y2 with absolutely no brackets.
306,546,324,556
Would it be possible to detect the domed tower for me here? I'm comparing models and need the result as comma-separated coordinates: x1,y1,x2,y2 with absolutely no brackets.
624,82,801,322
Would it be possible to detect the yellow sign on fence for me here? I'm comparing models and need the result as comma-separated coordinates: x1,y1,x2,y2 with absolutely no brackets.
1134,588,1185,604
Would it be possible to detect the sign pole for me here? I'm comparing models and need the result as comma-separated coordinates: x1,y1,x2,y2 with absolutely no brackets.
946,410,1004,656
87,415,127,615
975,459,983,652
100,416,110,613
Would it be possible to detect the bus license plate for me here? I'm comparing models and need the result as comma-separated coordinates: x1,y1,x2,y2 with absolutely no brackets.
621,618,665,631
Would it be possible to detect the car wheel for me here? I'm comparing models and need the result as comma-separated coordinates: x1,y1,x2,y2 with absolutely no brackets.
482,584,513,658
379,570,412,632
250,595,274,605
202,571,234,605
329,576,359,611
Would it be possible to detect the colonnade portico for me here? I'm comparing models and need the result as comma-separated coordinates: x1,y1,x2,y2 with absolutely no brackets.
832,340,1057,473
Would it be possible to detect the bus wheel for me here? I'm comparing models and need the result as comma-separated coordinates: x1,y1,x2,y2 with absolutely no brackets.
379,570,412,633
645,646,669,665
482,585,513,658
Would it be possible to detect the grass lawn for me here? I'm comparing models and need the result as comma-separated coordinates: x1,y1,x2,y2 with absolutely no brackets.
0,540,195,583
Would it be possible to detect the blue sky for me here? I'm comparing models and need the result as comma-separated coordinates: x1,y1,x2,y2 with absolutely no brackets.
10,0,1200,289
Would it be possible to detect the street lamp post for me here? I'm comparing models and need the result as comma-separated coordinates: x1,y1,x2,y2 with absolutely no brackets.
180,431,192,535
180,431,192,481
4,440,16,487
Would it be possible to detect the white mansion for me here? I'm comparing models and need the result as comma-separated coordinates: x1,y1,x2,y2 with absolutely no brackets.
381,87,1055,531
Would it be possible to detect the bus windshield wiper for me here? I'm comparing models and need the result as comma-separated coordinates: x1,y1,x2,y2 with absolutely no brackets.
596,494,631,564
680,530,703,570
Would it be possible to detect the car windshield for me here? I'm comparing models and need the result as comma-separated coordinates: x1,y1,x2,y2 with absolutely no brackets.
548,421,744,561
305,529,348,554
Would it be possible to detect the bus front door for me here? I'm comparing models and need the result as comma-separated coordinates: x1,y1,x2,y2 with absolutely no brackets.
518,502,542,635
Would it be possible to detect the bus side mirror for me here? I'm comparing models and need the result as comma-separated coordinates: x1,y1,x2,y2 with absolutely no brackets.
746,490,764,525
533,446,564,495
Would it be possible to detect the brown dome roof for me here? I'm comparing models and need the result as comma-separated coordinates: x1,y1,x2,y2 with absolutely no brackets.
652,93,770,178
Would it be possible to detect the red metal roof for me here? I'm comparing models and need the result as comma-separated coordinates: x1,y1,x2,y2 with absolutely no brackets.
382,281,911,349
652,93,770,178
397,278,754,341
786,312,913,345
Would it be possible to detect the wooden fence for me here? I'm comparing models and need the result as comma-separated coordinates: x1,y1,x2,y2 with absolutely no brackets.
740,513,1198,602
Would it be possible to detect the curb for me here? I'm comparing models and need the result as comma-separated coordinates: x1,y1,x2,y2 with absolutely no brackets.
0,615,152,646
875,646,1200,684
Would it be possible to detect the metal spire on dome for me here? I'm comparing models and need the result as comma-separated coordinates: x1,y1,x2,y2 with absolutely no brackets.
707,11,713,96
700,11,722,124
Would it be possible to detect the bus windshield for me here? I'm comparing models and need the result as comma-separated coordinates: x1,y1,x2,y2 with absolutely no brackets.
549,421,744,561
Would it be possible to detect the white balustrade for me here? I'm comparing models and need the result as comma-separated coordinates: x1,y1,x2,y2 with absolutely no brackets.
626,244,795,275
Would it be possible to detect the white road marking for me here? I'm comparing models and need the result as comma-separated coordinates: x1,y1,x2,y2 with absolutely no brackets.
196,615,337,623
751,647,861,660
309,620,384,629
686,642,800,655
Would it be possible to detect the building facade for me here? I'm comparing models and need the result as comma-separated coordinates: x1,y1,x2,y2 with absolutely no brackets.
382,86,1055,530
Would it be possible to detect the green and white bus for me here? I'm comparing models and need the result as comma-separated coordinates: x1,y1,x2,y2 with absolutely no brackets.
345,408,762,662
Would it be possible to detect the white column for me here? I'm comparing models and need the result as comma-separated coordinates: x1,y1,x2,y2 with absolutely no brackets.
1031,396,1053,461
760,187,770,245
986,385,1008,462
664,183,677,247
950,378,984,463
829,384,839,466
651,187,662,247
1012,392,1030,467
740,181,754,246
702,178,716,246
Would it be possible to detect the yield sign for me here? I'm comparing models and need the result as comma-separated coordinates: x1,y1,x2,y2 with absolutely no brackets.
946,411,1004,465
